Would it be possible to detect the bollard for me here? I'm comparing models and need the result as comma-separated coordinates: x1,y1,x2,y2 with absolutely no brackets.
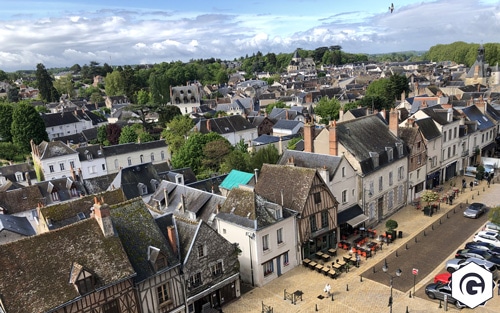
439,218,442,224
439,300,442,308
406,306,410,313
409,291,412,298
346,284,349,291
284,289,286,300
424,230,426,236
415,236,418,243
316,304,318,311
472,195,474,200
483,187,485,192
360,275,363,282
478,191,480,196
466,198,468,204
406,243,409,250
331,293,334,301
396,250,399,257
432,224,434,230
446,212,449,219
372,266,376,273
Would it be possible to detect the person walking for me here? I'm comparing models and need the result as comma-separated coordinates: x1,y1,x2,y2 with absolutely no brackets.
470,181,473,191
356,253,361,268
324,283,331,296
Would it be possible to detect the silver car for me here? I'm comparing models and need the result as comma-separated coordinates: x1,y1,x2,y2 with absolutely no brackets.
463,202,487,218
446,257,498,278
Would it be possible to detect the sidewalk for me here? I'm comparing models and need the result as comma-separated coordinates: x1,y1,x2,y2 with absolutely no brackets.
224,176,500,312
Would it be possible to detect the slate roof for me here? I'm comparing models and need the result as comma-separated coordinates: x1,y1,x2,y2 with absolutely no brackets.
0,185,44,214
82,172,119,194
103,140,168,157
461,105,495,131
39,188,126,230
163,167,197,185
119,163,161,199
110,198,179,283
254,164,317,213
252,134,300,145
218,187,291,230
187,174,227,194
420,105,460,125
36,140,78,159
0,214,36,236
0,218,135,313
76,144,105,161
37,177,87,206
196,115,255,134
220,170,255,191
0,162,34,180
41,111,81,127
334,115,409,174
278,150,342,181
273,119,303,130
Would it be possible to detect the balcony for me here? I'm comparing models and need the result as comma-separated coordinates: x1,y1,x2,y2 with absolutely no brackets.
461,150,469,157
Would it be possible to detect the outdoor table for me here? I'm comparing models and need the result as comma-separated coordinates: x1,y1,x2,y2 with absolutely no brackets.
303,258,311,267
315,251,324,258
321,267,330,275
314,264,323,272
321,253,330,261
343,255,351,263
328,269,338,279
332,263,342,271
309,261,317,269
328,248,337,256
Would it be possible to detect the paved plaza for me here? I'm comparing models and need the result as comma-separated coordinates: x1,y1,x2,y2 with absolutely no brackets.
224,176,500,312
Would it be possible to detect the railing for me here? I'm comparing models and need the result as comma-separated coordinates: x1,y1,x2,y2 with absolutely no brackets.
461,150,469,157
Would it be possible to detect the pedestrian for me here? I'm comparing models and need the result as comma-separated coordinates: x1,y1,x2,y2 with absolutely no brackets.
470,181,473,191
462,180,466,192
356,253,361,268
487,175,492,186
345,261,350,273
324,283,331,296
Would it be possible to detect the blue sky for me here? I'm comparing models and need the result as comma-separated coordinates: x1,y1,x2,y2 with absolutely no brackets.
0,0,499,71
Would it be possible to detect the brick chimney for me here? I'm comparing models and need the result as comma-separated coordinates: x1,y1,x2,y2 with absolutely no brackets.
475,96,486,114
91,197,115,237
389,108,399,137
206,119,211,131
304,122,314,153
285,110,289,120
406,116,415,128
167,225,178,255
328,120,338,156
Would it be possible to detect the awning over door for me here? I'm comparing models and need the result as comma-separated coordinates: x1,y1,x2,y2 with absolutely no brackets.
346,214,369,228
338,205,368,227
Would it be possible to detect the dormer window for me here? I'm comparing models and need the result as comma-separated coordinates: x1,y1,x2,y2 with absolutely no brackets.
395,142,403,156
150,179,159,191
69,263,95,295
369,152,379,168
85,150,93,160
138,183,148,195
385,147,393,162
148,246,167,271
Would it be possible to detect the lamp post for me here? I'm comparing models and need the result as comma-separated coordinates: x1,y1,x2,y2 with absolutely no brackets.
382,264,402,313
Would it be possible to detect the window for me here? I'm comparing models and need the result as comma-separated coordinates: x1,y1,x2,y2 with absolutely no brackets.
443,131,447,142
161,151,165,160
283,252,289,266
313,192,321,204
197,245,206,258
386,147,393,161
454,127,457,138
263,260,274,276
398,166,404,180
417,154,422,164
75,275,94,295
309,215,317,232
321,211,328,228
277,228,283,244
189,272,202,289
389,171,393,186
262,234,269,251
102,164,106,171
70,187,79,197
70,161,75,169
157,283,171,304
448,131,451,141
15,172,24,182
102,299,119,313
378,176,383,191
140,154,144,163
51,191,59,201
417,169,420,179
49,165,54,173
341,167,346,177
453,145,456,156
341,190,347,203
114,159,119,169
210,261,223,277
127,157,132,166
151,153,155,162
388,190,394,209
447,147,451,158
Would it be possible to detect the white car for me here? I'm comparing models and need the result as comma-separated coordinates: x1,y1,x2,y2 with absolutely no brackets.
446,257,498,277
484,222,500,232
474,231,500,247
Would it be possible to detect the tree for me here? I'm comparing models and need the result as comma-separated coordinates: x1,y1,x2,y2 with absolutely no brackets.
11,102,49,153
171,132,223,174
488,206,500,225
90,92,103,107
265,101,287,114
162,115,194,154
250,145,280,171
35,63,59,102
385,219,398,231
220,150,251,173
97,125,107,145
202,138,232,171
314,97,342,124
287,136,302,150
0,103,13,141
158,105,181,125
104,70,125,96
420,190,439,208
119,125,138,144
7,87,19,103
138,131,154,143
106,123,122,145
70,64,81,74
53,73,75,98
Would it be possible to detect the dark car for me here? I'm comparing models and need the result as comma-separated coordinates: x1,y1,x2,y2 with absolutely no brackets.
463,202,487,218
465,241,500,255
455,248,500,266
425,283,466,309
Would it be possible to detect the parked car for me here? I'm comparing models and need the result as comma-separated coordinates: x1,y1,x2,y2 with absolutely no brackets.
446,257,497,275
433,272,451,284
474,231,500,247
484,222,500,232
455,249,500,266
463,202,487,218
464,241,500,255
425,283,466,309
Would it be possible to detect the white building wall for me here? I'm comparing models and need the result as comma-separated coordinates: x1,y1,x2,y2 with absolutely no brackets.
105,145,170,174
41,154,81,181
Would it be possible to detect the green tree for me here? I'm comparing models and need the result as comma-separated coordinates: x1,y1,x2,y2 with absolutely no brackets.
0,69,8,82
158,105,181,125
11,102,49,153
202,138,232,171
119,125,138,144
7,87,19,103
265,101,287,114
90,92,103,107
220,150,251,173
162,115,194,154
250,145,280,171
104,70,125,96
420,190,439,208
138,131,154,143
97,125,107,145
35,63,59,102
489,206,500,225
287,136,302,150
0,142,22,161
53,73,75,97
106,123,122,145
171,132,223,174
314,97,342,124
0,103,13,141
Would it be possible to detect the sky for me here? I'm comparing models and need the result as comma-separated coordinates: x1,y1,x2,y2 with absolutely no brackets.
0,0,499,72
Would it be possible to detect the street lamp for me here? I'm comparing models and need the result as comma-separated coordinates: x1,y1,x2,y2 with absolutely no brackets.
382,264,402,313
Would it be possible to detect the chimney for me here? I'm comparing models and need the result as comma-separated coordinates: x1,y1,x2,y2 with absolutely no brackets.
475,97,486,114
278,136,283,155
163,188,168,207
92,197,115,237
319,165,329,183
447,108,453,122
180,194,186,213
389,108,399,137
304,122,314,153
407,116,415,127
70,166,76,180
285,110,289,120
206,119,211,131
254,168,259,183
167,226,178,255
25,172,32,185
339,108,344,121
380,109,386,121
328,120,338,156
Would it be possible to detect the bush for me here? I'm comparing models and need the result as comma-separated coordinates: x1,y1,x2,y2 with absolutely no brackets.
385,219,398,231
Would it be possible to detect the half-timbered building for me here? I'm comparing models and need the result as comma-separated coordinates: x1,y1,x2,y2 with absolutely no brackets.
254,164,338,260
